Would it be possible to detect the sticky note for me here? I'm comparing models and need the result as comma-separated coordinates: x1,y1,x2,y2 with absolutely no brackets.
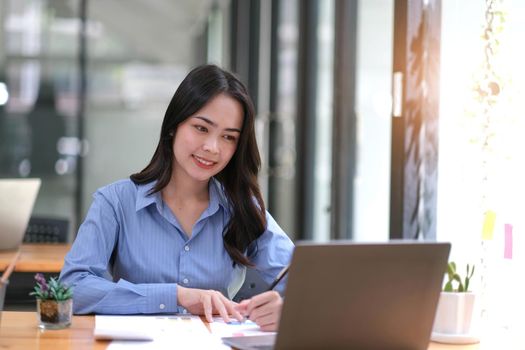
482,210,496,240
504,224,513,259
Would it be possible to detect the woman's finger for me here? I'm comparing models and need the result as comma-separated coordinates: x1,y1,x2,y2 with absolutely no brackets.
259,322,278,332
252,312,278,331
248,302,274,322
245,291,279,316
221,295,244,321
212,292,231,323
234,299,250,316
202,293,213,323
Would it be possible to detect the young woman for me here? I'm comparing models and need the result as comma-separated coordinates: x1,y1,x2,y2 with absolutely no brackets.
59,64,294,331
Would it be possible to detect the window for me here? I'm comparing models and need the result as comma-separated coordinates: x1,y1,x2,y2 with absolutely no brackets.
438,0,524,330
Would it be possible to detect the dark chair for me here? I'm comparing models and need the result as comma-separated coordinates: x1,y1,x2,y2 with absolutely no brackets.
23,216,68,243
233,268,271,302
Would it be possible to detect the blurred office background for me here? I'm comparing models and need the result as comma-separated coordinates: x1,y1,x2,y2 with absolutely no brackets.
1,0,524,327
0,0,393,243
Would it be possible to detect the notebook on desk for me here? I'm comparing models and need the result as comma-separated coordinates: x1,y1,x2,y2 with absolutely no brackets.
0,178,41,251
222,241,450,350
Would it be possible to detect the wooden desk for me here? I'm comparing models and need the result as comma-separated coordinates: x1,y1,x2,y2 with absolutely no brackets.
0,244,70,273
0,311,107,350
0,311,490,350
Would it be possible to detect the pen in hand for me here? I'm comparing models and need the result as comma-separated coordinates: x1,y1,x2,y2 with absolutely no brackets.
266,265,289,291
236,265,289,324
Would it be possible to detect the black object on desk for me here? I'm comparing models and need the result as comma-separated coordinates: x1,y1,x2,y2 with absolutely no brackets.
24,216,68,243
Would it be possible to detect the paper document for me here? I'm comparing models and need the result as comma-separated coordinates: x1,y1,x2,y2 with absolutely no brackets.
209,317,276,338
95,315,161,340
95,315,229,349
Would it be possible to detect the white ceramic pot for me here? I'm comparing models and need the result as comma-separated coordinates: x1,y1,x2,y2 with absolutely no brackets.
433,292,475,334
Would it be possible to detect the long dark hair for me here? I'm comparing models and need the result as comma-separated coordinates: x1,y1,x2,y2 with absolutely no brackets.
130,64,265,266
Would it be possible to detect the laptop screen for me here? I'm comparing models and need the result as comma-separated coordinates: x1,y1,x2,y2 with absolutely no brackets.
0,178,41,251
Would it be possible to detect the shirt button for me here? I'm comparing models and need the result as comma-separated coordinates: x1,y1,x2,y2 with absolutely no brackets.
184,245,190,252
159,303,165,310
183,278,189,284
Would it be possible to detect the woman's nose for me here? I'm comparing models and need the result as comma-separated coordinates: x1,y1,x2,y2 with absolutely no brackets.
202,137,219,154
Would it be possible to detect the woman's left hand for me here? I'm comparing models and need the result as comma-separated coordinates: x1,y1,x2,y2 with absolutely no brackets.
235,291,283,331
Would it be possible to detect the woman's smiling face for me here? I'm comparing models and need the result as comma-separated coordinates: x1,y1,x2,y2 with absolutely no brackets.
172,93,243,183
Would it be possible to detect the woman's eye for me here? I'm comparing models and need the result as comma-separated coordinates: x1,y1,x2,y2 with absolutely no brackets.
194,125,207,132
223,135,237,142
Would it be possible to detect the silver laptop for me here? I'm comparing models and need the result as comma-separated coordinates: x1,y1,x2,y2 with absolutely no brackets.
0,178,41,251
222,241,450,350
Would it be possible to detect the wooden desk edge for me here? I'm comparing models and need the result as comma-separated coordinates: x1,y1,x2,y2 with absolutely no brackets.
0,312,485,350
0,244,70,273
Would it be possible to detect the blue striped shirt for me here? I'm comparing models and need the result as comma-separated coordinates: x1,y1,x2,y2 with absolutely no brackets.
59,178,294,315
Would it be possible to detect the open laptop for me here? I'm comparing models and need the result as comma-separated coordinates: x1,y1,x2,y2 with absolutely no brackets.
222,241,450,350
0,178,41,251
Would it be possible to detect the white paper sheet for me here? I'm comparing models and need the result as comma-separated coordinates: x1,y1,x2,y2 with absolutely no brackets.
95,315,229,349
107,336,228,350
208,317,277,338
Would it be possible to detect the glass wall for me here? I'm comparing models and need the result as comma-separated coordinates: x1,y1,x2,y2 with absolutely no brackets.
438,0,524,331
353,0,394,241
268,0,299,237
0,0,81,240
312,0,334,241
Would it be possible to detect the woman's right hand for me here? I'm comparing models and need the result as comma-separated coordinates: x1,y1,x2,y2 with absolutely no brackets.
177,285,243,323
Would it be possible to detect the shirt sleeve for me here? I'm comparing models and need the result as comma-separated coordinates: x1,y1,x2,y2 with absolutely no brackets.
249,211,295,296
59,190,179,315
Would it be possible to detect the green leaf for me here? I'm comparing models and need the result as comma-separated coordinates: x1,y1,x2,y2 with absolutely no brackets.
444,281,453,292
447,263,455,276
49,277,59,290
63,289,72,300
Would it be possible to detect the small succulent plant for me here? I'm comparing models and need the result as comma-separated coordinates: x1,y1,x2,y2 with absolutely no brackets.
29,273,72,301
444,262,475,292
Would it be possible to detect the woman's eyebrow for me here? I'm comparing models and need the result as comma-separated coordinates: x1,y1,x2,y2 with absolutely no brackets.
193,116,241,133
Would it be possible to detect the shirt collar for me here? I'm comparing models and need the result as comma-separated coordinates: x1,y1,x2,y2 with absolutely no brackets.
135,178,230,213
135,181,160,212
209,177,230,213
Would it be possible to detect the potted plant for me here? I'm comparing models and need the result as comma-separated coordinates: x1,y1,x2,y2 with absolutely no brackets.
30,273,73,329
432,262,478,343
